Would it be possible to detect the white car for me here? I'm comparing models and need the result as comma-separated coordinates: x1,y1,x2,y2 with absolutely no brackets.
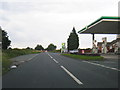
69,49,78,53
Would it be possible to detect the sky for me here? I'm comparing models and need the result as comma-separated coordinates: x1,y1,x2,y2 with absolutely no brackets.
0,0,119,49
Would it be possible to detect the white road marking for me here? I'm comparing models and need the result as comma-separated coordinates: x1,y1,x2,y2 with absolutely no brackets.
20,61,25,63
50,56,53,58
60,66,83,85
47,53,52,57
53,59,59,63
47,53,83,85
82,61,120,71
28,54,39,61
47,53,53,59
47,53,59,63
92,61,116,63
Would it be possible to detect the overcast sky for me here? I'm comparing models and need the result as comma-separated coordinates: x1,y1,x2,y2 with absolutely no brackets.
0,0,119,49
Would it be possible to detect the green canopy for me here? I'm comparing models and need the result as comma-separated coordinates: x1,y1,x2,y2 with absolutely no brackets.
78,16,120,34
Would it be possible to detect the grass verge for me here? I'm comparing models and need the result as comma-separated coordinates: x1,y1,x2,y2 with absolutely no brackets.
2,49,40,74
48,50,61,53
61,53,104,60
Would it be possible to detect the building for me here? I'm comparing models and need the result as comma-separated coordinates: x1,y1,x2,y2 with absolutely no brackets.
78,16,120,54
97,35,120,53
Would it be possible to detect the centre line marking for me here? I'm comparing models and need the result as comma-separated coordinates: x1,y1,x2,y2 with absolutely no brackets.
82,61,120,71
50,56,53,58
53,59,59,63
60,66,83,85
47,53,53,59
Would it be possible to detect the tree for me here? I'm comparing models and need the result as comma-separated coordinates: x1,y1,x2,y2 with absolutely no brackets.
26,47,33,50
46,43,57,51
0,27,1,42
0,27,11,50
67,27,79,51
35,44,44,50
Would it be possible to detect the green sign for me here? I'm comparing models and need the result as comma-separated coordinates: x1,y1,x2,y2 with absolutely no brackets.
62,43,65,49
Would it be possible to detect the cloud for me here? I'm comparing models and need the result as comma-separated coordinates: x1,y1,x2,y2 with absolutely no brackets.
1,0,118,14
0,0,118,49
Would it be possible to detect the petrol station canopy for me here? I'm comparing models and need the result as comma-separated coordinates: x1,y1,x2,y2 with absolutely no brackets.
78,16,120,34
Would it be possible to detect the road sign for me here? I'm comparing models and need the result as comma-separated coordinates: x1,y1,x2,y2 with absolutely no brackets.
62,43,65,49
61,43,67,53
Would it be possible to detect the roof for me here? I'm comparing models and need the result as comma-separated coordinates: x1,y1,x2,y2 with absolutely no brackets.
97,38,120,46
78,16,120,34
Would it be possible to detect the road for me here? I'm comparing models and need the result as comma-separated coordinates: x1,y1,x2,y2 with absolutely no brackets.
2,52,119,88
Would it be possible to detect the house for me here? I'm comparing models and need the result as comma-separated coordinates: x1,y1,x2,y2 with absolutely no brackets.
97,35,120,53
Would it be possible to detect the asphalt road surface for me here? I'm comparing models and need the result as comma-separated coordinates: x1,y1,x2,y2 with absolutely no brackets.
2,52,119,88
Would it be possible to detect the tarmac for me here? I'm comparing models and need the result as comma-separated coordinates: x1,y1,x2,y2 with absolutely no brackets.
101,53,119,60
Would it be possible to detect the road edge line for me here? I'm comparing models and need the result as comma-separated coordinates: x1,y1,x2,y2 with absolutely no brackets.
82,61,120,71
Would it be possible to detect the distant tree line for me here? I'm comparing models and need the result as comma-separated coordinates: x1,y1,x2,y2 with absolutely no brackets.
1,26,80,52
35,45,44,50
0,26,57,51
34,43,57,51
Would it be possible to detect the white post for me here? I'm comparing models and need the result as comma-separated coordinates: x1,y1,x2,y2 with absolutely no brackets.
102,37,107,54
92,40,98,54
